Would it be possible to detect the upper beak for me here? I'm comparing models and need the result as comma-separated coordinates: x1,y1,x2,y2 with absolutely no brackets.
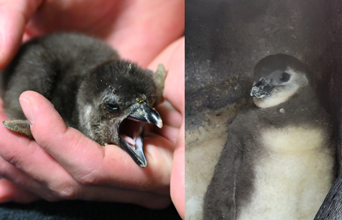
119,102,162,168
128,103,163,128
250,77,274,98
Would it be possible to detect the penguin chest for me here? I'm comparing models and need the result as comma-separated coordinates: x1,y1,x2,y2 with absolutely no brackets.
237,126,334,220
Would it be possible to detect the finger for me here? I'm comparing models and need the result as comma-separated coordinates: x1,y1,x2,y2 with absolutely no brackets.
0,0,43,69
148,37,184,146
154,100,182,145
148,37,185,116
72,184,171,209
0,107,171,206
0,106,79,201
147,37,185,217
25,0,184,66
156,100,183,128
105,0,185,66
0,178,40,203
170,122,185,219
21,91,172,193
0,153,55,201
0,153,170,208
25,0,119,38
0,115,170,207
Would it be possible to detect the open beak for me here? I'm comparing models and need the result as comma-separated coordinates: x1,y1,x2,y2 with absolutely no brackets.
119,102,162,168
250,77,274,99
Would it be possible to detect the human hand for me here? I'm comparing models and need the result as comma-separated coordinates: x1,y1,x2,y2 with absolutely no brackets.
0,0,184,218
0,0,184,68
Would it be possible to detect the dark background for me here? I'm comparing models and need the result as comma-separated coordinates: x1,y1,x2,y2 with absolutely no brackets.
186,0,342,173
0,200,180,220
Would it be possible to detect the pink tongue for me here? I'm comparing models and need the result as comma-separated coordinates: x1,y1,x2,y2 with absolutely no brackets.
121,134,136,146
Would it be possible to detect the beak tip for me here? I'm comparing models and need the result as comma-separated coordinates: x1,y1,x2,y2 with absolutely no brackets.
136,155,147,168
157,120,163,128
139,162,147,168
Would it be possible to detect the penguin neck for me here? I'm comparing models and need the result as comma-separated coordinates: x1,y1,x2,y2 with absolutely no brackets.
257,86,326,128
277,85,318,112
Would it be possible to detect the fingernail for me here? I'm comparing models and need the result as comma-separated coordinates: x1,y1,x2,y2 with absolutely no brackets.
19,98,34,124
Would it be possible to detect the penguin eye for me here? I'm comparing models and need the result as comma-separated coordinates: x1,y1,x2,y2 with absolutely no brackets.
104,102,120,112
280,72,290,82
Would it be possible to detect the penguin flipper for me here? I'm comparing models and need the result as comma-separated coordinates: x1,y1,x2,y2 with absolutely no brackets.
3,120,33,138
314,172,342,219
203,131,243,220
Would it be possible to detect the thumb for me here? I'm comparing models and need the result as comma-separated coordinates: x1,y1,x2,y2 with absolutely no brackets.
0,0,43,69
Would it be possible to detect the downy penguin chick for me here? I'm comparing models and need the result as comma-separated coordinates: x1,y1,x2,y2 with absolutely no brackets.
203,54,335,219
0,33,166,168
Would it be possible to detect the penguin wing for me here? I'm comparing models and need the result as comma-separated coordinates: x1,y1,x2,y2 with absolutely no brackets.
203,131,243,220
314,172,342,220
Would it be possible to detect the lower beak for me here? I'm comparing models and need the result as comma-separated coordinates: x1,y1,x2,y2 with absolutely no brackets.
119,124,147,167
119,102,163,168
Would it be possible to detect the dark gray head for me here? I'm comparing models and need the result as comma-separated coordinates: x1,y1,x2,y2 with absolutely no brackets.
77,60,162,167
250,54,309,108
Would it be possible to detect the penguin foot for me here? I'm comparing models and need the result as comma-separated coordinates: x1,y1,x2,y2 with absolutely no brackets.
153,64,167,105
2,120,33,138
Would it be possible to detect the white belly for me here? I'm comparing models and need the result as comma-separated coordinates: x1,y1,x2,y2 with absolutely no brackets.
237,127,334,220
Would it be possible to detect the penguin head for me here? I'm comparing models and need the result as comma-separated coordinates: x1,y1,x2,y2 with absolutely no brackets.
250,54,309,108
77,60,163,167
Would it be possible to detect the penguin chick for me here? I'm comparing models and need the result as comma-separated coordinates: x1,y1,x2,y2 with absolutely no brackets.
203,54,335,220
0,33,166,168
